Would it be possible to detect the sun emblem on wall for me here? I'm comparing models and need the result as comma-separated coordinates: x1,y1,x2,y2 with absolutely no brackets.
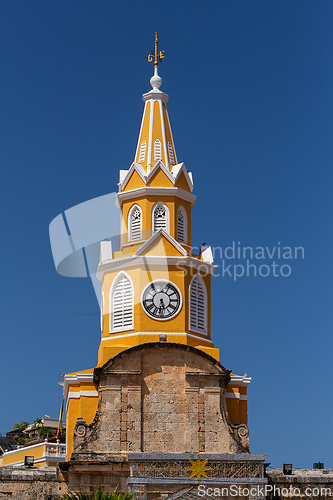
185,455,211,482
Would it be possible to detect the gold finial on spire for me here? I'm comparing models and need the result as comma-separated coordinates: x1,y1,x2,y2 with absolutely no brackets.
148,31,165,67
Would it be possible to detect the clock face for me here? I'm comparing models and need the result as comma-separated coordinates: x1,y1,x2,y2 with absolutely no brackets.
142,281,182,320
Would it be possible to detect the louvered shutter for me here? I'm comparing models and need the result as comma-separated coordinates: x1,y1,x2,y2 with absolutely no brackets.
190,275,207,334
168,142,175,164
130,207,141,240
153,205,167,233
111,274,134,332
139,141,146,163
154,140,162,161
177,208,185,242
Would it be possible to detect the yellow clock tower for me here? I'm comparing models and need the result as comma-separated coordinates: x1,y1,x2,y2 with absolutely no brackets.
63,34,251,465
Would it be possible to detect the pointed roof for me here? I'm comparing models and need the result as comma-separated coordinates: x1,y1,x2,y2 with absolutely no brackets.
119,161,194,193
134,43,177,173
135,229,188,258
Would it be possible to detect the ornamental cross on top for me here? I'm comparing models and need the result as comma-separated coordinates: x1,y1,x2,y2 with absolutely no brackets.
148,31,165,67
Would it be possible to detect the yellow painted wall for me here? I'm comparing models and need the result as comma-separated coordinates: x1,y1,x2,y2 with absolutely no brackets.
65,372,99,461
225,385,248,425
121,194,192,246
3,443,46,467
175,171,192,193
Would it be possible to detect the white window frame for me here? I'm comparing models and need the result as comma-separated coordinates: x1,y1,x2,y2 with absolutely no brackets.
101,291,104,332
138,141,146,163
189,273,208,335
168,141,175,164
128,204,142,242
154,139,162,161
109,271,134,333
177,205,187,244
151,201,170,235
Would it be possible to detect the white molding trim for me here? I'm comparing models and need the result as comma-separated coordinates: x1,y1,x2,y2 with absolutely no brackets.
97,255,216,281
119,162,146,191
2,453,66,466
165,105,177,165
229,375,252,386
147,159,176,185
68,390,99,399
100,330,214,345
134,101,148,163
142,90,169,104
135,229,187,257
121,240,192,251
119,162,194,194
147,98,155,171
101,291,104,332
225,393,248,400
171,163,194,191
117,187,196,207
63,373,94,398
159,100,168,168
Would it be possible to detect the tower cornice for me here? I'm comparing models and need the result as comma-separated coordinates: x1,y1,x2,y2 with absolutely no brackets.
97,254,216,281
116,186,197,208
142,89,169,104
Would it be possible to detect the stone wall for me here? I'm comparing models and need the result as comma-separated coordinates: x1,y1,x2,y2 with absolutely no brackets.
71,342,249,466
1,465,333,499
0,466,67,500
266,468,333,500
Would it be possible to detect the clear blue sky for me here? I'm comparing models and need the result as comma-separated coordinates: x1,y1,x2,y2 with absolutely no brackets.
0,1,332,469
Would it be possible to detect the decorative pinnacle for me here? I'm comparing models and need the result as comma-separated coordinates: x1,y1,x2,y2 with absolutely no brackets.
148,32,164,90
148,31,165,68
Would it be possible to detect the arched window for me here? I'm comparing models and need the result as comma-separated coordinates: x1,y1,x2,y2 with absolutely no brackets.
128,204,142,241
154,139,162,161
139,141,146,163
189,274,207,334
152,202,169,234
168,142,175,164
177,206,187,243
110,272,134,333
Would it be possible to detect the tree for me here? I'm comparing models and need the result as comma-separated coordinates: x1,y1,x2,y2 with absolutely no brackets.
34,417,43,428
38,426,54,439
11,421,30,432
17,437,30,445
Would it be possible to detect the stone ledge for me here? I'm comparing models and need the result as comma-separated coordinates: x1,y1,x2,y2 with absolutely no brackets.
0,466,63,482
267,468,333,481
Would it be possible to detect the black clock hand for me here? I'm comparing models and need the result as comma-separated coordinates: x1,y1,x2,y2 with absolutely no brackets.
158,298,166,316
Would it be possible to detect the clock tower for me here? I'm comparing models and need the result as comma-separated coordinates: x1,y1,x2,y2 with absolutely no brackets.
96,32,219,365
63,36,253,488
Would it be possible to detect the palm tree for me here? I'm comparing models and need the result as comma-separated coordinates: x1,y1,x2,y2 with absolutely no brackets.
11,421,30,432
38,426,54,439
34,417,43,428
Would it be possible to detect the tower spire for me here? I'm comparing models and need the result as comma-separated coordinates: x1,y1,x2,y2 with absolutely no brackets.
134,32,177,171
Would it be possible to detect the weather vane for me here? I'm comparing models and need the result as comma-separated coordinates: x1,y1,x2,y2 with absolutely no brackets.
148,32,164,67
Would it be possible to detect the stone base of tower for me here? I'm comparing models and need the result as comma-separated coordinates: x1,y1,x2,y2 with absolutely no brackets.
60,342,268,497
127,453,267,500
61,453,268,499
